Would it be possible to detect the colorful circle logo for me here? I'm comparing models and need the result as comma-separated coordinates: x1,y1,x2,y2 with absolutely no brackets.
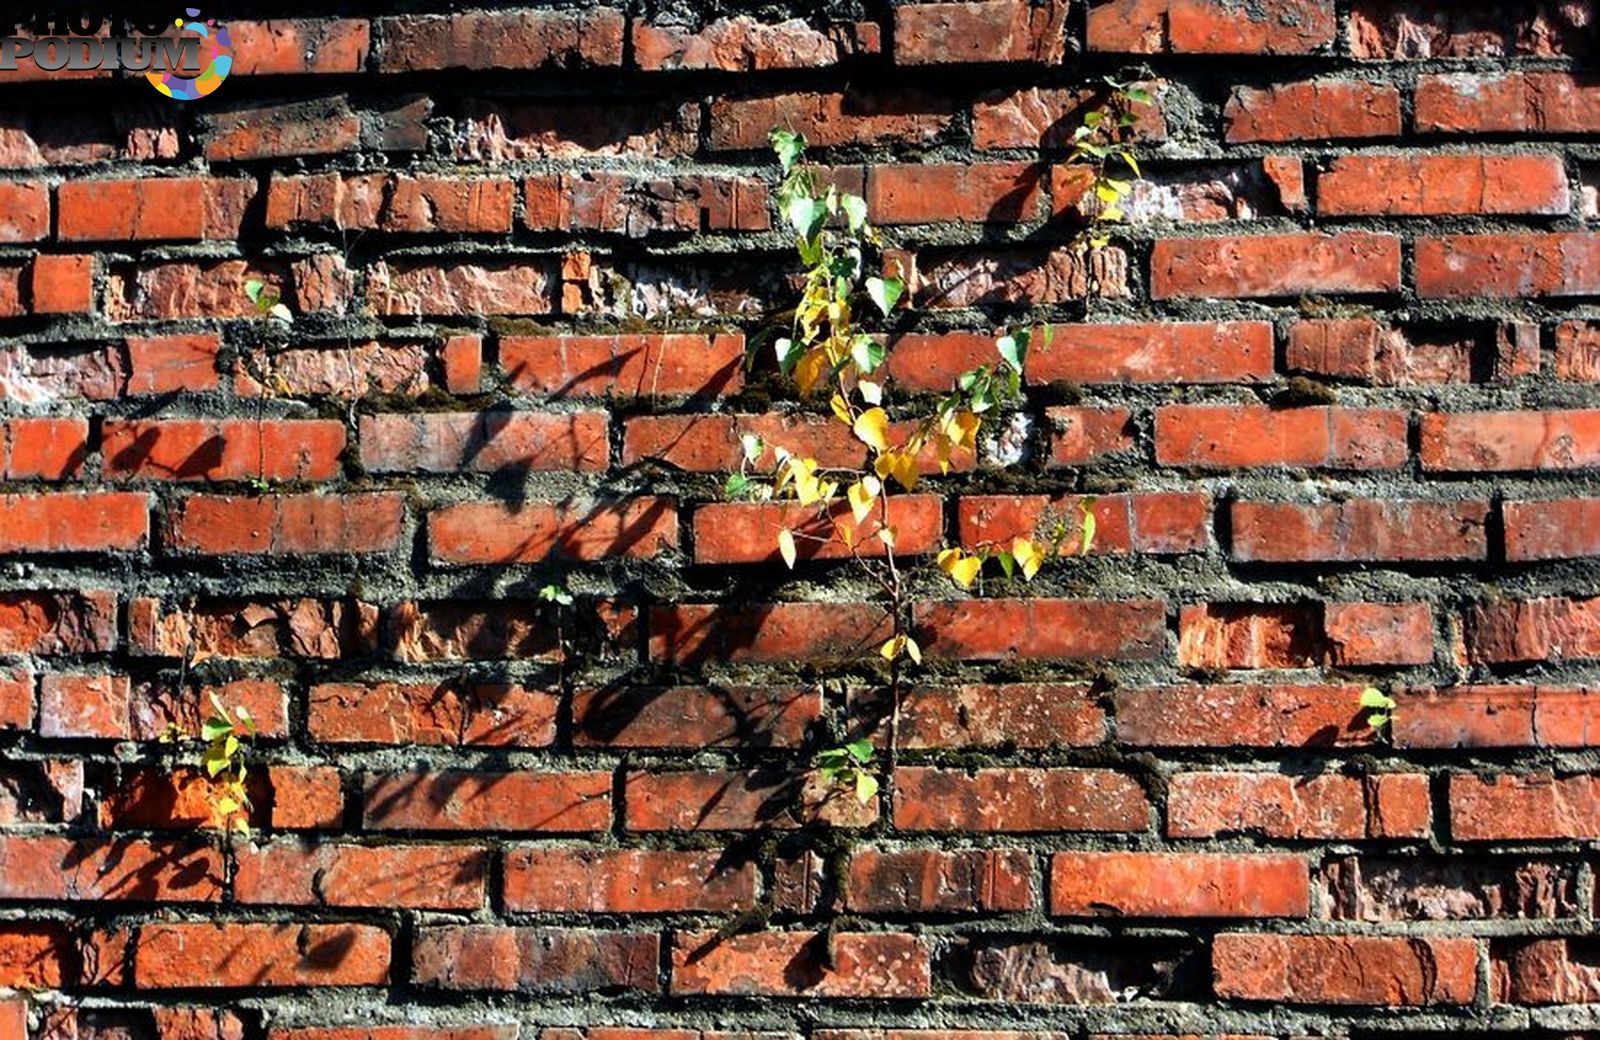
147,8,232,100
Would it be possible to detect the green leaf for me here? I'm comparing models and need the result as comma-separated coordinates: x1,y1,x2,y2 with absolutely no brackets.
840,193,868,231
996,551,1015,579
1360,688,1396,710
851,335,885,374
1124,86,1154,106
214,795,240,816
865,276,903,317
1367,713,1390,727
845,738,874,764
1080,505,1097,555
724,473,751,499
997,334,1024,372
201,717,233,742
784,195,823,237
770,129,805,173
854,772,879,805
244,279,264,304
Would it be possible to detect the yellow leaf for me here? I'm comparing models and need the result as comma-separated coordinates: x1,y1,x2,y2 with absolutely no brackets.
1013,537,1043,580
903,635,922,664
938,548,981,589
853,407,890,451
830,393,852,425
848,480,876,524
878,524,897,549
777,529,798,569
794,348,828,397
874,450,918,492
880,635,901,661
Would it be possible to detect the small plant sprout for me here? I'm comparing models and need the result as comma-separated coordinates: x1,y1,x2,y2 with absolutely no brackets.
198,693,256,833
1361,687,1397,729
539,583,575,606
817,739,879,806
244,278,293,324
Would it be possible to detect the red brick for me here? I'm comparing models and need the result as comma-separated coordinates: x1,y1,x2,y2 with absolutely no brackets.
130,596,378,660
1452,773,1600,841
1395,687,1600,749
1493,938,1600,1005
389,600,564,663
1465,595,1600,665
104,260,284,321
1320,153,1570,216
360,412,607,473
58,178,253,242
1230,499,1488,562
268,173,514,234
633,15,878,70
127,677,289,742
1088,0,1335,53
847,849,1033,913
235,341,430,400
0,925,73,989
430,497,677,564
1117,684,1375,748
503,333,745,399
649,602,892,665
625,414,868,472
1156,405,1408,469
0,590,116,654
1051,852,1309,917
708,90,957,150
1286,318,1533,384
1418,233,1600,298
310,680,556,747
865,164,1043,224
0,758,79,823
1506,497,1600,560
271,1026,514,1040
29,254,94,314
0,665,30,730
1213,934,1476,1005
1556,321,1600,380
413,925,656,993
0,835,221,902
228,18,371,75
100,766,267,831
1423,410,1600,472
894,0,1066,64
235,841,486,910
269,766,344,830
1168,771,1431,839
1178,603,1323,669
915,244,1128,307
438,333,482,394
0,180,47,242
1416,72,1600,133
102,419,345,483
125,334,220,395
624,769,876,831
1047,406,1135,466
1225,80,1400,142
167,493,402,556
1152,233,1400,298
457,99,699,161
362,770,611,832
1027,321,1272,384
974,83,1168,148
915,599,1165,661
526,171,769,233
377,10,624,71
1324,602,1435,666
862,683,1106,749
0,418,85,479
694,495,941,564
0,493,147,553
203,97,361,161
671,931,929,997
572,685,818,748
135,923,390,988
1352,3,1593,59
959,493,1211,556
0,264,19,317
39,673,129,739
368,261,552,316
893,767,1148,832
503,848,756,912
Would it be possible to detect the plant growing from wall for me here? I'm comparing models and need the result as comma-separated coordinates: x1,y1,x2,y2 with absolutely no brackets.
734,81,1149,802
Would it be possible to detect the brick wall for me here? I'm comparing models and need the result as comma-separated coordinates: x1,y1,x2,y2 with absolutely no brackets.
1,0,1599,1037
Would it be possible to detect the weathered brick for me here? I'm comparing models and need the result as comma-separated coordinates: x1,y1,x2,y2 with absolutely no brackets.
1168,771,1431,839
847,849,1033,913
1157,405,1408,469
1505,497,1600,560
1418,234,1600,298
1152,233,1401,298
1319,154,1570,216
377,10,625,71
0,835,221,902
975,84,1167,148
894,768,1148,832
130,597,379,660
710,90,956,150
694,496,942,564
1452,773,1600,840
959,493,1211,557
1287,318,1535,384
502,333,745,399
1225,80,1401,142
1416,72,1600,134
649,602,893,665
228,18,372,75
573,685,818,748
389,600,565,663
103,419,346,483
167,493,403,555
1322,854,1581,921
859,683,1107,749
430,497,678,563
235,841,486,909
915,599,1166,660
0,493,148,553
1047,407,1135,466
1051,853,1309,917
625,769,876,831
503,849,756,913
895,0,1067,64
1325,602,1436,667
360,412,607,473
671,931,929,997
363,770,611,832
1395,687,1600,749
310,680,556,747
1493,938,1600,1005
0,590,116,655
135,923,391,988
0,180,47,241
1352,2,1593,58
1230,499,1488,562
413,926,656,992
1117,684,1375,748
368,261,552,315
125,334,220,395
1213,934,1476,1005
633,16,878,70
1088,0,1335,53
